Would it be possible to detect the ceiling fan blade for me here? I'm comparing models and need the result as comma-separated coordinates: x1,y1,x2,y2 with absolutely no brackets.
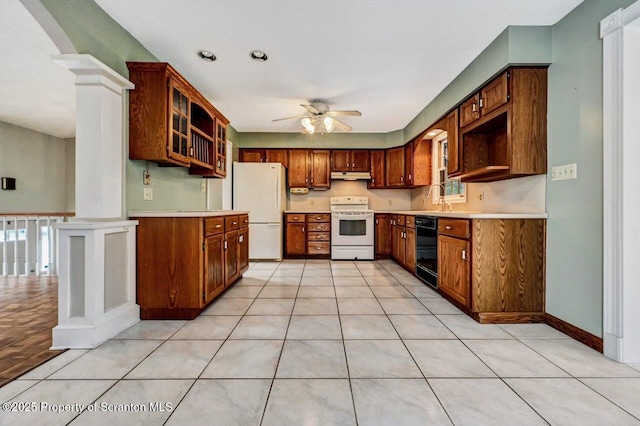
327,110,362,117
301,104,321,114
332,118,352,132
272,115,307,122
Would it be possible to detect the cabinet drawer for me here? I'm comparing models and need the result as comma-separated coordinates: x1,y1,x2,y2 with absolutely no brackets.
225,215,239,230
308,232,330,242
405,215,415,229
395,215,406,227
239,214,249,228
286,214,306,223
308,223,330,232
308,241,330,254
438,218,470,239
307,213,330,223
204,217,224,236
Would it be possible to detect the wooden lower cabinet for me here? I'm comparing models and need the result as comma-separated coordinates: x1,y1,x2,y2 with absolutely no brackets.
133,214,249,320
285,213,331,258
389,215,415,272
438,235,471,307
438,218,546,323
374,214,391,258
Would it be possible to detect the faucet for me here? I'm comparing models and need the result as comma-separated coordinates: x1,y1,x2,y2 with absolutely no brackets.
426,183,447,212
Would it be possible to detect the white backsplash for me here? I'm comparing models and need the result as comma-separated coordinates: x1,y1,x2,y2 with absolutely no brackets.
288,180,412,211
411,174,546,213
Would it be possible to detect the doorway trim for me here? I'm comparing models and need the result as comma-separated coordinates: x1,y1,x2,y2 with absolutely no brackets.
601,0,640,362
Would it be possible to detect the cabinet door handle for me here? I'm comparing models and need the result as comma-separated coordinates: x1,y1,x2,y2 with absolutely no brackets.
215,224,222,228
479,98,484,108
302,227,305,233
311,178,314,183
224,240,227,250
305,177,308,183
293,217,299,220
375,219,378,224
400,176,404,182
445,226,451,230
232,221,237,225
351,162,354,168
462,249,467,261
372,178,375,183
472,103,477,112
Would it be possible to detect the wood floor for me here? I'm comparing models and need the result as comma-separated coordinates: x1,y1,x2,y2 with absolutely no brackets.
0,275,63,386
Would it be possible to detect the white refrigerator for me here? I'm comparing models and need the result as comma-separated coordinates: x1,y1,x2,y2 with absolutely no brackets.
232,162,287,260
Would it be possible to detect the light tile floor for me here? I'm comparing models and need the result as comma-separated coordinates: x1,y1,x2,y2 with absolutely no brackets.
2,259,640,426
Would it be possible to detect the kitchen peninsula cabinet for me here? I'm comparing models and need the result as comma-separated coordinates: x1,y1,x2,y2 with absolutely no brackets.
127,62,229,178
130,211,249,320
438,217,546,323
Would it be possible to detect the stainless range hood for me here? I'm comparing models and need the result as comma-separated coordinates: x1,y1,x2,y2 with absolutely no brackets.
330,172,372,181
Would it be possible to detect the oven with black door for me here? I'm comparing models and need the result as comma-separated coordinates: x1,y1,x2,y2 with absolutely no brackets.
415,216,438,288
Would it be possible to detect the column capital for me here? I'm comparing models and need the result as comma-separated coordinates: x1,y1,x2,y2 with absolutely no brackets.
52,54,134,93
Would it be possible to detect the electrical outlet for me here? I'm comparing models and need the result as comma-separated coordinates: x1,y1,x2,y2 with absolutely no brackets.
310,200,315,206
143,188,153,201
477,192,484,203
388,199,393,206
551,163,578,181
143,170,151,185
200,181,206,192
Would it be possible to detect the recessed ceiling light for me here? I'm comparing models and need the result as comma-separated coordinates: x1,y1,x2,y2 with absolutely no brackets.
197,50,216,62
250,50,268,62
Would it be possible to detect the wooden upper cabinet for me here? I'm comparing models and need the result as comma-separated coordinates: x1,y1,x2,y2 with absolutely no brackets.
127,62,228,177
350,150,371,171
288,149,309,188
369,150,386,188
386,147,405,187
310,150,331,189
404,142,414,186
445,109,460,176
239,149,264,162
330,150,351,172
458,67,547,182
459,93,480,128
265,149,288,168
480,71,509,116
330,150,370,172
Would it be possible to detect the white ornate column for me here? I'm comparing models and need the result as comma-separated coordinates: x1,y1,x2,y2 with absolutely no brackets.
600,1,640,363
51,55,140,349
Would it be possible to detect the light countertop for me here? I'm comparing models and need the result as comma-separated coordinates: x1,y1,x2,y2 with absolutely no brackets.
128,210,249,218
285,210,547,219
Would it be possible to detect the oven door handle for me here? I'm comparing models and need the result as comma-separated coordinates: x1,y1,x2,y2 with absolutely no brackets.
332,212,373,220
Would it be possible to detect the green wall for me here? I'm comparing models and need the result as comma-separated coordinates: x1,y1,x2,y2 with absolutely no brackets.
237,132,389,149
545,0,635,337
40,0,209,212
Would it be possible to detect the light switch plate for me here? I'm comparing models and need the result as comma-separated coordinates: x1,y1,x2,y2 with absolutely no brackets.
551,163,577,181
143,188,153,200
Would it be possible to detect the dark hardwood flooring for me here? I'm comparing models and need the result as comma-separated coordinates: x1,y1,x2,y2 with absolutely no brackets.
0,275,63,386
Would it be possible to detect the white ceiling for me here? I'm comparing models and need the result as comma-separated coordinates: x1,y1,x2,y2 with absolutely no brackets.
0,0,76,139
0,0,583,139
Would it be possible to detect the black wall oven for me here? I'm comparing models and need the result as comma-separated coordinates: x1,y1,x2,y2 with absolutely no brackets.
415,216,438,288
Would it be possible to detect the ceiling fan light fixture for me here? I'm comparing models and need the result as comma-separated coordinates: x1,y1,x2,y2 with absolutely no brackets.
324,116,335,132
250,50,268,61
197,50,216,62
301,117,315,134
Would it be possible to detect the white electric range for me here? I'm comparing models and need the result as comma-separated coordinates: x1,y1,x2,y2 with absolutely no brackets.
330,196,374,260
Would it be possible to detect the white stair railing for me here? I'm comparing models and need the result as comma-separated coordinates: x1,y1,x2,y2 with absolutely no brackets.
0,213,72,277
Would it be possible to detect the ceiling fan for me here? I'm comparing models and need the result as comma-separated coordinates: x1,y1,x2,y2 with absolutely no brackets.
272,99,361,133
